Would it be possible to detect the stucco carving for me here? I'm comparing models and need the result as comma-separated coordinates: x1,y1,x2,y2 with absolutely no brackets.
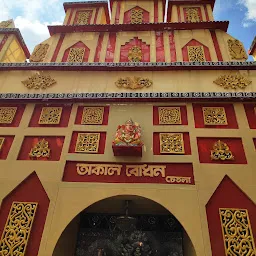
67,48,85,63
128,46,142,62
158,107,182,125
39,107,62,124
203,107,228,125
29,44,49,62
29,139,51,158
81,107,104,124
159,133,185,154
0,19,12,28
210,140,234,161
187,46,206,62
0,107,17,124
227,39,248,59
75,11,91,25
115,77,152,89
22,73,57,89
131,9,143,24
75,133,100,153
185,8,200,22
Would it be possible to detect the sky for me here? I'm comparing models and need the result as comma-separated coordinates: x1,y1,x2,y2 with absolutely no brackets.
0,0,255,61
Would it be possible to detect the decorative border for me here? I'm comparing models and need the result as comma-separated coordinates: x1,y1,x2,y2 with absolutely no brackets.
0,92,256,100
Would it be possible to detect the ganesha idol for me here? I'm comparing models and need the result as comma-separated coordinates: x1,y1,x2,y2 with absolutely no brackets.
112,119,143,156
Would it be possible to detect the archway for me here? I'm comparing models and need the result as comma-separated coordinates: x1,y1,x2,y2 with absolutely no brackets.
53,195,196,256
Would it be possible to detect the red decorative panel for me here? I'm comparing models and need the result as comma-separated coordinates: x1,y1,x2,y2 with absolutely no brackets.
153,132,191,155
197,137,247,164
0,104,25,127
75,106,109,125
62,41,90,62
204,5,210,21
94,33,104,62
120,37,150,62
182,39,211,61
210,31,223,61
29,104,72,127
115,2,121,24
51,34,65,62
156,32,165,62
183,7,202,21
154,0,158,22
193,104,238,129
74,10,93,24
0,136,14,160
69,132,106,154
0,172,49,256
63,161,195,185
244,103,256,129
169,31,177,62
206,176,256,256
123,6,149,24
153,106,188,125
18,136,65,161
105,33,116,62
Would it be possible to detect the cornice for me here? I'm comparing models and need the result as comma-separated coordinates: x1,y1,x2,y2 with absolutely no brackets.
249,36,256,55
0,61,255,71
48,21,229,35
0,28,30,58
63,1,108,12
168,0,215,9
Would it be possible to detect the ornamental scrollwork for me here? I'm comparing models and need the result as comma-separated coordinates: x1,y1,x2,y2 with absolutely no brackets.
128,46,142,62
213,74,252,90
22,73,57,90
39,107,62,124
81,107,104,125
67,48,85,63
185,8,200,22
75,11,91,25
0,19,12,28
75,133,100,153
228,39,248,59
0,107,17,124
159,133,185,154
29,44,49,62
210,140,234,161
0,202,37,256
219,208,256,256
131,9,143,24
158,107,182,124
203,107,228,125
187,46,206,62
115,77,152,89
29,138,51,158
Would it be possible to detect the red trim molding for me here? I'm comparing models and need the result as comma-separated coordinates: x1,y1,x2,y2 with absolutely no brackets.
210,31,223,61
51,34,65,62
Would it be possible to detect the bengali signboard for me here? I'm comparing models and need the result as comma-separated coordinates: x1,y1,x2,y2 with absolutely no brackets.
63,162,194,185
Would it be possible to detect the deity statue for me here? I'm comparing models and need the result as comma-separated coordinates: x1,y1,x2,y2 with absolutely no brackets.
113,119,143,146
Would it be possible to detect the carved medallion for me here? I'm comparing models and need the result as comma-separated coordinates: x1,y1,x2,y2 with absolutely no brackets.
185,8,200,22
219,208,256,255
67,48,85,63
227,39,248,59
115,77,152,89
29,139,51,158
159,133,185,154
210,140,234,161
0,20,12,28
0,202,37,256
29,44,49,62
22,73,56,90
131,9,143,24
203,107,228,125
75,11,91,25
81,107,104,125
214,74,252,90
39,107,62,124
187,46,206,62
75,133,100,153
158,107,182,125
0,107,17,124
0,137,5,151
128,46,142,62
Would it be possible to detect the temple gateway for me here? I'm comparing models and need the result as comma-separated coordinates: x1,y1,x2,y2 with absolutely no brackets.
0,0,255,255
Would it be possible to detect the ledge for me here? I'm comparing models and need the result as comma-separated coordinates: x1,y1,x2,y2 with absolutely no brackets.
63,1,108,12
48,21,229,35
0,61,255,71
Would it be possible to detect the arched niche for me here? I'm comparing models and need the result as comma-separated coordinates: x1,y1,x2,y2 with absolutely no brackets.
53,195,196,256
62,41,90,62
124,6,149,24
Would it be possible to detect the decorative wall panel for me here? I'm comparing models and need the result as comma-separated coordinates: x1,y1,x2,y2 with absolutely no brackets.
203,107,228,125
228,39,248,60
158,107,182,124
22,73,56,90
62,42,90,63
38,107,62,124
210,140,234,161
29,139,51,159
0,107,17,124
185,8,200,22
75,133,100,153
131,9,143,24
29,44,49,62
214,74,251,90
187,46,206,62
219,208,256,256
159,133,185,154
115,77,152,89
67,48,85,63
75,11,92,25
128,46,142,62
81,107,104,124
0,202,37,256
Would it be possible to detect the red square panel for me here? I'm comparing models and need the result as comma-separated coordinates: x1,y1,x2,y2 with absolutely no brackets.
193,104,238,129
0,104,25,127
153,106,188,125
29,104,72,127
69,131,106,154
244,104,256,129
0,136,14,160
197,137,247,164
153,132,191,155
18,136,65,161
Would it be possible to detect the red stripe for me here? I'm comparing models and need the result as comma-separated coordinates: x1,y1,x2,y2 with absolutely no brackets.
51,34,65,62
94,7,99,24
105,33,116,62
177,6,181,22
0,35,9,52
94,33,104,62
115,2,121,24
210,31,223,61
169,31,176,62
156,32,165,62
154,0,158,22
204,5,210,21
67,8,74,25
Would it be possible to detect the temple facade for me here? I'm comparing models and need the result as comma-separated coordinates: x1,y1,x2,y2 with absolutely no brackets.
0,0,255,256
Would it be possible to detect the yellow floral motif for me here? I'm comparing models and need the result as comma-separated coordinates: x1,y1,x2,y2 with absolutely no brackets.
29,44,49,62
22,73,56,89
185,8,200,22
203,107,228,125
115,77,152,89
75,133,100,153
210,140,234,161
29,139,51,158
81,107,104,125
159,133,185,154
158,107,182,125
75,11,91,25
67,48,85,63
0,107,17,124
228,39,248,60
131,9,143,24
39,107,62,124
214,74,252,90
187,46,206,62
128,46,142,62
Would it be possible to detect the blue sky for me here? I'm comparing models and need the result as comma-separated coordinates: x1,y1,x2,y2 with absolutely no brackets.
0,0,255,60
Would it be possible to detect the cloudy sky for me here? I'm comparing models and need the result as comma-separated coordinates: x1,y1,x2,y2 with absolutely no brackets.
0,0,255,60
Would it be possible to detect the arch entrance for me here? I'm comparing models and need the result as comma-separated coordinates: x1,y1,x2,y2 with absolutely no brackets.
53,195,196,256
